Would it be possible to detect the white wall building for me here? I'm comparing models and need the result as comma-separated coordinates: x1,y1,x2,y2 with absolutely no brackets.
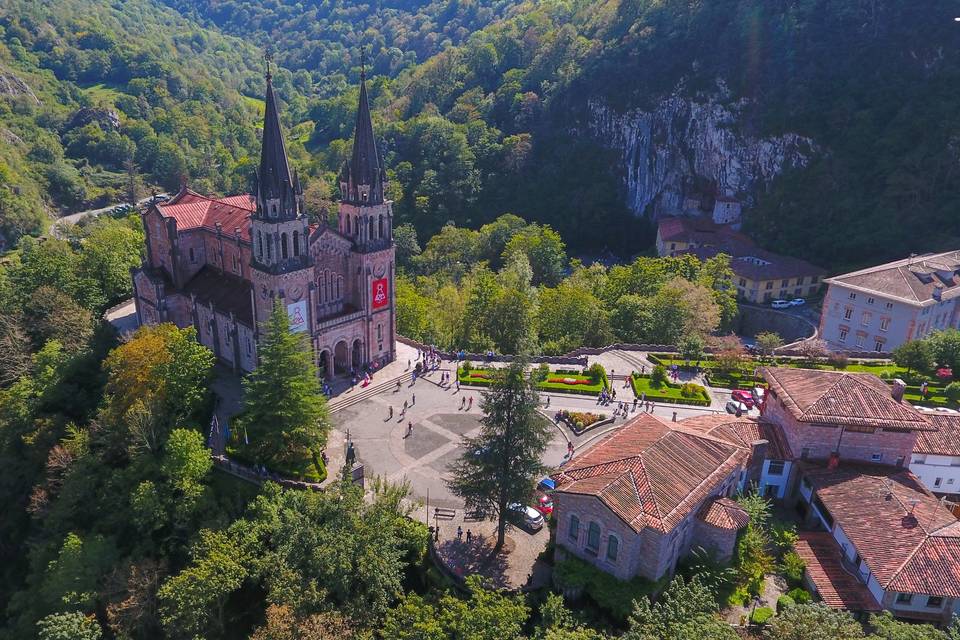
819,251,960,353
911,414,960,497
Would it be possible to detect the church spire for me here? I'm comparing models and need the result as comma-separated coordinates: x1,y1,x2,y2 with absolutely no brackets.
255,51,301,220
341,47,385,206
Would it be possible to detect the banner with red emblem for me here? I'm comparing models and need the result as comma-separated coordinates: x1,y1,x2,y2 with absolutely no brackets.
371,278,389,310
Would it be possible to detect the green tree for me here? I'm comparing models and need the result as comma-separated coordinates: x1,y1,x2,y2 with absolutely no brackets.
157,529,248,638
447,359,551,549
624,576,737,640
22,286,94,352
756,332,784,360
237,301,331,471
502,222,567,286
36,612,103,640
892,340,934,375
928,329,960,371
678,333,706,365
394,223,422,270
765,604,865,640
0,310,33,386
538,281,612,354
79,219,144,304
868,611,948,640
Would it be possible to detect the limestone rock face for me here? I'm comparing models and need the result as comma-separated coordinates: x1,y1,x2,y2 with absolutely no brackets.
67,107,121,132
587,82,818,219
0,67,40,104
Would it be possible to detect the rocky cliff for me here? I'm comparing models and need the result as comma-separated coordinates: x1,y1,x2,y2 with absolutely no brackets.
587,83,818,218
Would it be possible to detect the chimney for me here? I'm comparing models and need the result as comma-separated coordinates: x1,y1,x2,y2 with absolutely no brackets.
891,378,906,403
827,452,840,470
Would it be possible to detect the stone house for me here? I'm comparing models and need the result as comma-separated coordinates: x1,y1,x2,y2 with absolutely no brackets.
552,414,752,581
911,415,960,497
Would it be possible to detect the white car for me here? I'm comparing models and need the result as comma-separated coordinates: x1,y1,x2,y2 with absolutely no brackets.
935,407,959,414
751,387,766,406
771,300,791,309
790,298,806,307
507,503,545,531
726,400,750,415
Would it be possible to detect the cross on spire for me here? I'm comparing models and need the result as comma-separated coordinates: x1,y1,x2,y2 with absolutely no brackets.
264,49,274,81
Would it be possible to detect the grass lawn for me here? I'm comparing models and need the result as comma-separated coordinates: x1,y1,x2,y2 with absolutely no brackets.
82,82,126,105
630,375,711,406
458,367,608,396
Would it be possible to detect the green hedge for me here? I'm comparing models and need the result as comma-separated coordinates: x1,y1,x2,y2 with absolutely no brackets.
458,366,608,396
226,443,327,483
553,556,664,621
630,374,711,406
751,606,775,625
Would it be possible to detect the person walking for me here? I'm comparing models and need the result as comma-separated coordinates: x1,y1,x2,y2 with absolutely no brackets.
403,400,408,411
388,406,393,419
412,393,416,405
407,421,413,437
457,526,463,541
460,396,466,410
468,396,473,410
466,529,472,543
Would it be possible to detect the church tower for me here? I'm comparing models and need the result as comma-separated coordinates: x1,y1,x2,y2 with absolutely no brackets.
339,54,396,364
249,62,314,332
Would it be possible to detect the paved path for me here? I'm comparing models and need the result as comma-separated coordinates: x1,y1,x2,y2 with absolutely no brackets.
50,194,167,238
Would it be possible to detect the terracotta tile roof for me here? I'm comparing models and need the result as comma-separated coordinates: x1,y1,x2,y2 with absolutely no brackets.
157,189,255,239
684,245,826,283
825,250,960,305
657,216,753,249
805,465,960,597
794,532,882,611
181,266,254,326
760,367,934,431
915,415,960,456
678,414,793,461
553,414,748,533
696,497,750,530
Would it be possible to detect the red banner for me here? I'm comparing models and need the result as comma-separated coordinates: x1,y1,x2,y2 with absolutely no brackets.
372,278,389,309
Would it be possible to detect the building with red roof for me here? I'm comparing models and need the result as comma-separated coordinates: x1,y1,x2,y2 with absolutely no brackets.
133,65,396,376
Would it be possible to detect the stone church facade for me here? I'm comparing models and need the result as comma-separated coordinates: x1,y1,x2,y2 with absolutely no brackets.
132,67,396,377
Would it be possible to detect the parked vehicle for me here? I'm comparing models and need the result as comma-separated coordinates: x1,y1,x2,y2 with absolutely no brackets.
536,494,554,517
771,300,791,309
726,400,750,415
508,503,545,531
731,389,755,408
751,387,766,406
790,298,806,306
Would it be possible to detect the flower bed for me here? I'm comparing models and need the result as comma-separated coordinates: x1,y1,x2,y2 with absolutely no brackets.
555,410,608,434
458,366,608,396
630,374,711,406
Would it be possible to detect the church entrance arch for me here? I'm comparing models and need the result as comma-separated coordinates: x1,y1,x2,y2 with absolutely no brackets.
334,341,349,376
352,339,363,371
318,349,331,380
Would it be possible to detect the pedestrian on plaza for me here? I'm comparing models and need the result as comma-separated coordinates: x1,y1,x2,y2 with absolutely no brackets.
633,398,638,410
468,396,473,410
672,411,677,422
407,359,411,370
460,396,466,410
389,406,394,419
434,526,440,541
457,526,463,541
650,401,655,413
396,379,402,392
456,380,460,392
407,421,413,437
403,400,408,411
466,529,472,543
412,393,416,405
546,396,551,407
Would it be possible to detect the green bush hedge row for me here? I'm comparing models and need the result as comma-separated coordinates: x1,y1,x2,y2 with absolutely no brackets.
553,556,664,621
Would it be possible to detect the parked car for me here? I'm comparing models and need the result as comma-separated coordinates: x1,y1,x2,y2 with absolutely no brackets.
790,298,806,306
726,400,750,416
536,494,554,517
537,477,556,493
508,503,545,531
771,300,791,309
934,407,959,414
751,387,766,406
731,389,755,408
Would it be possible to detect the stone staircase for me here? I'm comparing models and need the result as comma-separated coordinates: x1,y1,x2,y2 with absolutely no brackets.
327,370,414,413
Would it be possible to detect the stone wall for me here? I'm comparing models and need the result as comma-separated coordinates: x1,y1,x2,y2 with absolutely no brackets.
736,304,817,344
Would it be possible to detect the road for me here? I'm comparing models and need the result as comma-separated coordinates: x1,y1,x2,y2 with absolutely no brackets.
49,194,167,237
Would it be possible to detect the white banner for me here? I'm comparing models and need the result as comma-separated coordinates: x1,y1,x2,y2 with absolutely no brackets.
286,299,308,333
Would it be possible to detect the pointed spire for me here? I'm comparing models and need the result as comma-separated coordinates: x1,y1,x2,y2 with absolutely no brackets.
342,46,384,205
255,52,300,219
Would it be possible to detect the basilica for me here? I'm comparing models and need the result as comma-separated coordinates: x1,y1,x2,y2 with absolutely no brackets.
132,66,396,377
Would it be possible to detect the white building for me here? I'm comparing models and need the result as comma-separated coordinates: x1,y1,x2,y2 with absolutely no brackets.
911,414,960,497
819,251,960,353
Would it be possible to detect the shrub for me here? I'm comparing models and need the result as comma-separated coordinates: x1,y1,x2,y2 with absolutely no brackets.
776,594,795,612
728,585,751,607
680,382,706,398
787,588,811,604
534,362,550,383
781,551,806,587
587,362,606,385
553,556,662,621
462,360,473,373
751,606,775,625
770,520,799,557
651,364,668,387
946,381,960,404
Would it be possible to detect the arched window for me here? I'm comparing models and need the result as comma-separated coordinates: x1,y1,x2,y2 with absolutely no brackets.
606,535,619,562
257,232,263,259
281,233,289,259
368,217,374,240
337,276,342,299
378,215,384,238
568,515,580,541
293,230,300,257
318,275,324,302
587,522,600,552
346,216,351,235
266,236,272,260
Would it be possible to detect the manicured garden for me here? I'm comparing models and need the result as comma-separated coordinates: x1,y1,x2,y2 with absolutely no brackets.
630,368,711,406
458,362,610,396
555,410,610,435
226,416,327,483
